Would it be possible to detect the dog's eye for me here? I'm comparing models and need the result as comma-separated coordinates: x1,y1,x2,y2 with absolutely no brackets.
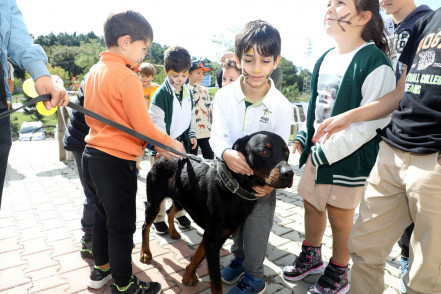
261,150,269,156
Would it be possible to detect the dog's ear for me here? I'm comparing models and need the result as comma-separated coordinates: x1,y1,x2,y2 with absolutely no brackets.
232,135,250,157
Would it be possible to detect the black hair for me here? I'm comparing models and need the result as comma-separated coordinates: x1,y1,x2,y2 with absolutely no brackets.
355,0,390,56
104,11,153,48
235,20,281,61
163,46,191,73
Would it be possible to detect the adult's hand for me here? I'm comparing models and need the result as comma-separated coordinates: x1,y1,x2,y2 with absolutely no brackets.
34,76,69,110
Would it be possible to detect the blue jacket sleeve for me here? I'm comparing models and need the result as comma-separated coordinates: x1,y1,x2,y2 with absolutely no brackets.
7,0,50,80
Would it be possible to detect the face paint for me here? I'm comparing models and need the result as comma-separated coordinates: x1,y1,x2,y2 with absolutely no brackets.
337,13,352,32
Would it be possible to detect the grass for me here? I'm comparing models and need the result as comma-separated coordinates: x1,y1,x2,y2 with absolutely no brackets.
10,111,58,137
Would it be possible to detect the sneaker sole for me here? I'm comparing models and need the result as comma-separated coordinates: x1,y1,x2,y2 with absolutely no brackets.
155,230,169,235
87,274,112,289
174,219,192,230
222,271,244,285
283,262,325,282
307,284,350,294
258,282,267,294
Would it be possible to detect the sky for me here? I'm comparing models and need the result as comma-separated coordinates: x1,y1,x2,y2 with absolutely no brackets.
17,0,441,71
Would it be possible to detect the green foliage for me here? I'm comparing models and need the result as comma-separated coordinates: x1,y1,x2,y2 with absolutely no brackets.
46,64,70,87
148,43,169,64
75,40,106,75
10,111,58,136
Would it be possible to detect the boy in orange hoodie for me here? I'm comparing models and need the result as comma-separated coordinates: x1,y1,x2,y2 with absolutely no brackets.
82,10,185,294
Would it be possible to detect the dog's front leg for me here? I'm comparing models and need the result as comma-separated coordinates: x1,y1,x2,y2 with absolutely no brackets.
182,239,206,287
140,223,153,263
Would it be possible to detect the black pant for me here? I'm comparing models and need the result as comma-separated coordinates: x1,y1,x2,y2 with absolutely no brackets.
398,223,414,258
82,147,137,286
0,110,11,209
189,137,214,159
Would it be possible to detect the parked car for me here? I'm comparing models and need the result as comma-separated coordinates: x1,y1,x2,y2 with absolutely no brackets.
19,121,46,141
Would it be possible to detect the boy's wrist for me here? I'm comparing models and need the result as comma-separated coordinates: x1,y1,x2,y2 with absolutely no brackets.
221,148,231,161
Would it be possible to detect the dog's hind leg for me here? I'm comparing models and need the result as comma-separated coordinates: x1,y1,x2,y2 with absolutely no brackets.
167,202,181,240
140,172,165,263
182,239,206,287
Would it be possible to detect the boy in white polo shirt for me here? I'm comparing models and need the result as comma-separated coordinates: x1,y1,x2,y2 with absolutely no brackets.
210,20,291,294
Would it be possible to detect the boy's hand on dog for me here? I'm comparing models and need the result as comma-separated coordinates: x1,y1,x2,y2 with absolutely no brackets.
156,140,186,160
223,149,253,176
190,137,198,149
292,140,303,154
253,185,274,197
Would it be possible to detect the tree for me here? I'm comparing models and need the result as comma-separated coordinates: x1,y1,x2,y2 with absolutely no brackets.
75,40,106,76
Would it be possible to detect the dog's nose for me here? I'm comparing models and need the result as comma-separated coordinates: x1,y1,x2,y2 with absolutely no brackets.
280,165,294,179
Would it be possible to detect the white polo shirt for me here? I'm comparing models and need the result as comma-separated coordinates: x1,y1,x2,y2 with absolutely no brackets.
210,76,292,158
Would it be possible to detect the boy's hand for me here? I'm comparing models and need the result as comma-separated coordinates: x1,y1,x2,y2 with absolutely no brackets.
190,137,198,149
252,185,274,197
223,149,253,176
156,140,186,160
292,140,303,154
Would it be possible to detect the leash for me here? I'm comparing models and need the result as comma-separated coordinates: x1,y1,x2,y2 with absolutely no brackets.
1,94,202,163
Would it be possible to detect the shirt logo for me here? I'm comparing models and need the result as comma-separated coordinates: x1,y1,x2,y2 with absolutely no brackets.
260,109,271,123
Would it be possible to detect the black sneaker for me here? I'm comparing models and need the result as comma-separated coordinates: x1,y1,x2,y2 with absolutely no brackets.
175,215,191,229
87,266,112,289
81,234,93,259
111,275,161,294
153,221,168,235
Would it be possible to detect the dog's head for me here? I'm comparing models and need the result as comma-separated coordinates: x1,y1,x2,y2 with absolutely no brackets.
233,131,293,189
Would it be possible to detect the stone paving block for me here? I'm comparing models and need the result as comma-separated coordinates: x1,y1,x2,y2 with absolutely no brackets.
49,238,82,257
165,271,211,294
0,237,21,254
0,265,30,291
53,251,90,274
45,227,71,243
27,274,69,294
135,267,171,292
36,210,58,221
21,237,49,256
0,284,30,294
0,250,26,270
163,240,197,261
23,250,58,273
61,266,101,293
25,265,61,282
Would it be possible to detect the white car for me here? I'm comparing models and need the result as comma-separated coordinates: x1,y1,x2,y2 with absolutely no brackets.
19,121,46,141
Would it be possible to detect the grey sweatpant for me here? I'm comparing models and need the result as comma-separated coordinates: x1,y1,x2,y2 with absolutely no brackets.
231,189,276,278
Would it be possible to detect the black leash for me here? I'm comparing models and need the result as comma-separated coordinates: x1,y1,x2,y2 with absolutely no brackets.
1,94,202,163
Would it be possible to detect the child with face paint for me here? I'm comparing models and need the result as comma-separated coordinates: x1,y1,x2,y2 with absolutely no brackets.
210,20,292,294
148,45,197,234
282,0,395,293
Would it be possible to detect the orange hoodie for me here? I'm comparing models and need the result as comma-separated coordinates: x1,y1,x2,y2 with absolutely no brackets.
84,52,173,160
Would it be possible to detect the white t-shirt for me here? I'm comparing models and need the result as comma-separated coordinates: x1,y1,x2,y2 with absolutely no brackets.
314,44,367,131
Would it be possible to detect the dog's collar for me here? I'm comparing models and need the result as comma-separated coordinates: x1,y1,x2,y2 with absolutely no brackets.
217,162,258,201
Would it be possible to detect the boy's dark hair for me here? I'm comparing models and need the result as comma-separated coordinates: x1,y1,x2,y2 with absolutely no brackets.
163,46,191,73
355,0,390,56
139,62,156,76
104,11,153,48
235,20,281,61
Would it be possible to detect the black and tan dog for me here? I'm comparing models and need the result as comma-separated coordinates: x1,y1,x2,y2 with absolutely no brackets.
140,131,294,293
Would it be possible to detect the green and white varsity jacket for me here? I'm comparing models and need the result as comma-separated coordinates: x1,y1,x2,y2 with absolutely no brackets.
296,42,395,187
149,78,196,153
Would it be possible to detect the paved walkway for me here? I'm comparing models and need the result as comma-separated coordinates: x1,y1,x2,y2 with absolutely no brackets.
0,140,402,293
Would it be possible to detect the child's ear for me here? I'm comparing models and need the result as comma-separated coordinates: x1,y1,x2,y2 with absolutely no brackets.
234,54,242,69
357,11,372,26
118,35,132,49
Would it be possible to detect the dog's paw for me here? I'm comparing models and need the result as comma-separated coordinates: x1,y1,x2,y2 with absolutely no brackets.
169,230,181,240
182,271,199,286
139,252,153,264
